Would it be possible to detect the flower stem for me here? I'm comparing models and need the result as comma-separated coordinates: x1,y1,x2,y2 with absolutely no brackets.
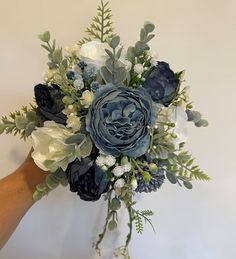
125,205,133,250
95,190,112,251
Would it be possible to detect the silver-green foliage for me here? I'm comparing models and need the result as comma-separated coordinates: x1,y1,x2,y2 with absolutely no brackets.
0,106,39,139
79,0,115,44
126,22,155,64
100,35,127,85
33,169,68,201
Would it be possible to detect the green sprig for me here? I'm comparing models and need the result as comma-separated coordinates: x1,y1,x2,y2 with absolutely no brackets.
0,105,39,139
79,0,115,45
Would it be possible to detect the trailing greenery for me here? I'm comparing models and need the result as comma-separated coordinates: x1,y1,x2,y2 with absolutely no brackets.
0,105,39,139
79,0,115,45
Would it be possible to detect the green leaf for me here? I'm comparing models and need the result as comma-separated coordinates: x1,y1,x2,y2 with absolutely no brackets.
110,198,121,211
144,22,155,33
195,119,208,127
38,31,50,43
15,116,28,130
113,67,127,85
126,46,135,62
108,220,117,231
0,123,6,134
25,121,36,137
79,137,93,158
183,181,193,189
135,41,150,56
36,183,48,192
101,66,112,83
166,172,177,184
33,190,43,202
52,49,63,64
46,174,60,190
109,35,120,49
65,133,86,145
105,49,114,60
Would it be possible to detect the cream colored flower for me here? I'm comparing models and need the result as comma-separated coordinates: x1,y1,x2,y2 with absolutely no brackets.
66,114,81,132
80,90,94,108
65,44,80,57
31,121,76,172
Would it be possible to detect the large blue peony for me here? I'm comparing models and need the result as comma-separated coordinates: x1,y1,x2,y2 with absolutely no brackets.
86,85,155,158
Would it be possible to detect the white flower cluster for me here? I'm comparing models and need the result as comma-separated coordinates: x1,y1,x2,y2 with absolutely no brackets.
112,163,131,177
96,154,116,169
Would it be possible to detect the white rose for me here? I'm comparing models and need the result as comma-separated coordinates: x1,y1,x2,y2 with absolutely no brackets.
80,41,109,69
80,90,94,108
31,121,76,172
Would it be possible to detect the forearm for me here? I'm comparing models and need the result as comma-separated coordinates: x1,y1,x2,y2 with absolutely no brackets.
0,156,47,250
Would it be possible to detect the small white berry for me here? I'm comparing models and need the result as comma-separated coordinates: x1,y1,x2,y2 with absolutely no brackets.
114,179,125,189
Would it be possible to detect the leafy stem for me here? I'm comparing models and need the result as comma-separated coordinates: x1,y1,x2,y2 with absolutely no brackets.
95,190,112,252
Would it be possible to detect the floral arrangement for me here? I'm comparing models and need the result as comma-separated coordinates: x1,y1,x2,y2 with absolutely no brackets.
0,1,210,258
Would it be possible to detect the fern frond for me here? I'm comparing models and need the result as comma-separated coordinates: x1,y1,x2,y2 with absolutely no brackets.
134,213,143,234
79,0,115,45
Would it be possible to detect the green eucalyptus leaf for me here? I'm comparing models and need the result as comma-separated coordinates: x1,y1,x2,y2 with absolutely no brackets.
33,190,43,202
116,47,123,59
135,41,150,56
110,198,121,211
36,183,48,192
109,35,120,49
46,174,60,190
101,66,112,83
144,22,155,33
79,137,93,158
126,46,135,62
105,59,113,72
113,67,127,85
195,119,208,127
105,49,114,60
183,181,193,189
52,49,63,64
38,31,50,43
166,172,177,184
25,121,36,137
65,133,86,145
108,220,117,231
140,28,147,41
145,34,155,43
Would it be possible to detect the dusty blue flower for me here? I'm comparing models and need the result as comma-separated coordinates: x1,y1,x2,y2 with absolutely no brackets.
86,85,156,158
144,62,179,106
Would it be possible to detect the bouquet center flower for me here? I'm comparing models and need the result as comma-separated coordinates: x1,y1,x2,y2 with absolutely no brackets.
86,85,155,158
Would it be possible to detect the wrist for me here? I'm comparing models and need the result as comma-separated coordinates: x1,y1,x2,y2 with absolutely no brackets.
17,157,48,196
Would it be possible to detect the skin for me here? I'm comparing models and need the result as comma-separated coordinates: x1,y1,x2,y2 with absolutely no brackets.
0,151,48,250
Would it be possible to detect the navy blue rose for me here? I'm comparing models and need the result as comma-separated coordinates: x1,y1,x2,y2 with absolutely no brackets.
66,156,110,201
143,62,179,106
86,85,155,158
34,84,67,125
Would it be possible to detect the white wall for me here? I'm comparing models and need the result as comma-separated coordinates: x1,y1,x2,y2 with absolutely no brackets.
0,0,236,258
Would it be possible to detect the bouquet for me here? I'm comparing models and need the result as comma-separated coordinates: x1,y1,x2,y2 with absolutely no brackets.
0,0,210,258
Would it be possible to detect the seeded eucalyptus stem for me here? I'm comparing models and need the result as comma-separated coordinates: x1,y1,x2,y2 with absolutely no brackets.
95,190,112,252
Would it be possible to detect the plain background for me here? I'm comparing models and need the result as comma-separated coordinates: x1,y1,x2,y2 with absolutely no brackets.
0,0,236,258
